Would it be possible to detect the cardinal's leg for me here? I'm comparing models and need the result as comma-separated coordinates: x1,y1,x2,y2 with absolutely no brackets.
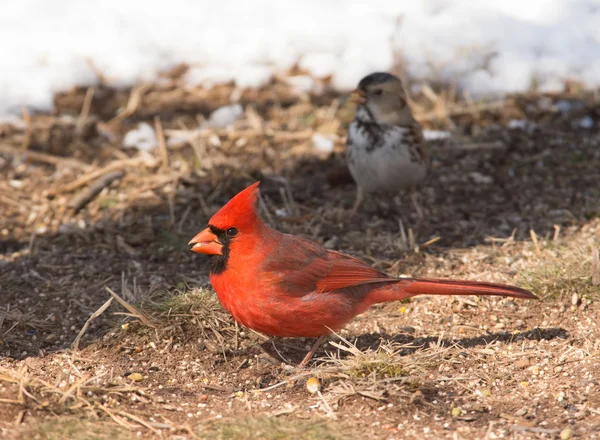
297,335,325,367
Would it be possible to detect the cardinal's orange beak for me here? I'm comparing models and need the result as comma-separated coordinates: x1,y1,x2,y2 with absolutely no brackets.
350,89,366,104
188,228,223,255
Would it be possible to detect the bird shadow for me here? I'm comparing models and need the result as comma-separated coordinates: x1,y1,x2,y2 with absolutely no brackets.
348,326,568,353
259,327,569,365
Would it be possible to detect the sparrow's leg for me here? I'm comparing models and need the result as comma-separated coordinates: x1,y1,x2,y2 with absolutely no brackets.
297,335,325,367
348,186,364,217
410,192,424,222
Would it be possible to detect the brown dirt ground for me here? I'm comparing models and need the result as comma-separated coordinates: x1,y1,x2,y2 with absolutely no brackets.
1,77,600,439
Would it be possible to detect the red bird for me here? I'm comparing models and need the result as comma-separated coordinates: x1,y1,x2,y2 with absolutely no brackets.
189,182,537,366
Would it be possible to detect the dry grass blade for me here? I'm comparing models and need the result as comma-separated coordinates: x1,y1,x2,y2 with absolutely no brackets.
0,143,90,170
116,410,162,434
75,87,95,135
14,409,25,425
592,246,600,286
510,425,560,434
48,156,151,195
315,389,337,419
106,287,154,327
421,236,441,248
530,229,542,256
20,106,32,151
0,398,23,404
0,370,20,385
154,115,169,169
57,374,92,405
108,83,151,124
258,370,332,392
72,297,114,351
97,404,136,430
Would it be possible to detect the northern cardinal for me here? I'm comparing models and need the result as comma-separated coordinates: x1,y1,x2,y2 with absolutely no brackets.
189,182,537,366
346,72,428,219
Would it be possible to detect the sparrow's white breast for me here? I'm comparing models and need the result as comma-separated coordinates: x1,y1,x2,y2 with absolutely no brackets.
346,121,427,193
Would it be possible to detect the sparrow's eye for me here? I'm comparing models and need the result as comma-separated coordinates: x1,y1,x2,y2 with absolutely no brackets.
372,89,383,96
226,227,238,238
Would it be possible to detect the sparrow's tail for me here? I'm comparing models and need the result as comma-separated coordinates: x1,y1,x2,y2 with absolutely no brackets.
367,277,537,305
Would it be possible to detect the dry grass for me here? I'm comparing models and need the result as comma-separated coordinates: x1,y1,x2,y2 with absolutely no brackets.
518,236,599,301
324,337,419,379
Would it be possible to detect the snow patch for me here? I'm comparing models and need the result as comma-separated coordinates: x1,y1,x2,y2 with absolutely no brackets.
312,133,335,154
123,123,158,152
1,0,599,117
208,104,244,128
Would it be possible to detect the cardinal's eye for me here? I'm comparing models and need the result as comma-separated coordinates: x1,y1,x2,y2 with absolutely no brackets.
226,227,238,238
372,89,383,96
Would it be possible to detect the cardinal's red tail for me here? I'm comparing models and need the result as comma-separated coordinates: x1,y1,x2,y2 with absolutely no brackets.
367,277,537,305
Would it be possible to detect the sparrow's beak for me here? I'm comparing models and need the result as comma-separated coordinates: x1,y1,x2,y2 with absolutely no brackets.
188,228,223,255
350,89,366,104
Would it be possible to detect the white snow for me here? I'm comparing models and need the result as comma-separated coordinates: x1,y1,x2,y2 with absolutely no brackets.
423,130,452,141
207,104,244,128
579,116,594,129
285,75,316,94
508,119,538,133
1,0,599,118
312,133,335,154
123,123,158,152
468,171,494,185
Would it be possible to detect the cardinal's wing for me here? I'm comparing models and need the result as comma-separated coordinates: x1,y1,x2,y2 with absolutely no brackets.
261,234,392,295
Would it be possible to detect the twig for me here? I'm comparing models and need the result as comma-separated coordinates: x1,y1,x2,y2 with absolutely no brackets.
316,390,337,419
421,236,441,248
592,246,600,286
529,229,542,256
553,224,561,241
177,205,192,232
258,370,318,392
116,236,138,257
109,83,151,124
416,100,506,121
0,194,27,210
48,156,147,195
28,211,40,252
72,297,114,351
57,374,91,405
0,398,22,404
265,128,313,141
268,406,297,417
167,176,178,225
0,143,90,170
258,193,276,227
154,116,169,169
75,87,95,136
106,287,154,327
68,170,125,213
510,425,559,434
97,404,136,429
14,410,25,425
117,410,161,434
21,107,32,151
125,172,182,202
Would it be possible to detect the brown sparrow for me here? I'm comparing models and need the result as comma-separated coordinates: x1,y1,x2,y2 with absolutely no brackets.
346,72,428,219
